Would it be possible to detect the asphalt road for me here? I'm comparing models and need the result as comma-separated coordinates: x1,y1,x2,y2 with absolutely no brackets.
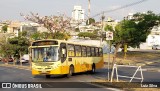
143,62,160,71
0,49,160,91
0,66,117,91
0,65,160,90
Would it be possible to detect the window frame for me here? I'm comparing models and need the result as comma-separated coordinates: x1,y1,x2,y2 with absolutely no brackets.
75,45,82,57
99,47,103,57
87,46,91,57
91,47,95,57
95,47,99,57
67,44,75,57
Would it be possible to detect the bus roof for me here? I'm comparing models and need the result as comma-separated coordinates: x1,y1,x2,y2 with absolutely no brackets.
31,39,102,47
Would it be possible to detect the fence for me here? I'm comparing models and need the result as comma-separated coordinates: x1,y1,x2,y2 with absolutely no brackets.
110,64,144,82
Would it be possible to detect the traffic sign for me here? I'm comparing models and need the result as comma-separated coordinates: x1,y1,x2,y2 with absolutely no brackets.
106,31,113,40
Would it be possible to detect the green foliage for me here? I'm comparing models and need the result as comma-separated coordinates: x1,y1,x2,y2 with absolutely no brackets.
78,32,96,39
86,18,95,25
0,35,13,57
0,43,14,57
0,32,29,59
2,25,8,33
93,30,98,35
30,32,41,40
8,36,29,59
40,32,52,39
53,32,71,40
18,31,28,37
114,20,137,47
30,31,70,40
75,28,80,32
104,25,114,31
114,11,160,48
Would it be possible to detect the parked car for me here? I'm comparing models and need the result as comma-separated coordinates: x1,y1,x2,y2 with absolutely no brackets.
20,54,29,63
0,57,2,61
152,45,160,50
8,57,14,62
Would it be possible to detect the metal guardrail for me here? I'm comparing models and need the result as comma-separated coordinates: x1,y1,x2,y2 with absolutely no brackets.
110,64,144,83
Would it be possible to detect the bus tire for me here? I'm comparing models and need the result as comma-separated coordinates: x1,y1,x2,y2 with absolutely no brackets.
33,75,37,78
67,66,74,78
46,75,51,78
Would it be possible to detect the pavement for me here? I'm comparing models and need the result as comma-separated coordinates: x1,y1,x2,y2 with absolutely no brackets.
1,62,160,82
0,66,119,91
0,54,160,90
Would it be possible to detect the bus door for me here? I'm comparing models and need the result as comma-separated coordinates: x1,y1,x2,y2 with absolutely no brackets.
60,43,68,74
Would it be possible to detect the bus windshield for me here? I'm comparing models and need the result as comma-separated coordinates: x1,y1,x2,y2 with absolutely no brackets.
31,46,59,62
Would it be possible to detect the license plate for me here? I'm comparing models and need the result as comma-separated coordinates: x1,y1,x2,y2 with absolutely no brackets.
41,70,46,73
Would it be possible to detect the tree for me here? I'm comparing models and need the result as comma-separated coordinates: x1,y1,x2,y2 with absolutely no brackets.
104,25,114,31
75,28,80,32
40,32,52,39
2,25,8,33
0,36,14,58
30,31,41,40
53,31,71,40
8,33,29,64
78,32,96,39
112,11,160,63
86,18,95,25
21,12,71,39
30,31,70,41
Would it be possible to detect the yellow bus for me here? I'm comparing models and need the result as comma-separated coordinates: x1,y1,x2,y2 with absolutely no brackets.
29,39,104,78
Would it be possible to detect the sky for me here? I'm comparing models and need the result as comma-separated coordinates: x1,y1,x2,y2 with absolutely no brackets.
0,0,160,21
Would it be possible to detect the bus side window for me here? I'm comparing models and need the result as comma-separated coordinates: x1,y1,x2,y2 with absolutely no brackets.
95,47,99,57
75,45,81,57
68,44,75,57
99,48,103,57
87,47,91,57
60,43,67,63
82,46,87,57
91,47,95,57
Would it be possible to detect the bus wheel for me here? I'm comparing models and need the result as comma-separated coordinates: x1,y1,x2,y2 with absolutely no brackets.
46,75,51,78
33,75,37,78
67,66,74,78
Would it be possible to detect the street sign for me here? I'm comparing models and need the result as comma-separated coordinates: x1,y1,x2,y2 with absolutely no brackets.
106,31,113,40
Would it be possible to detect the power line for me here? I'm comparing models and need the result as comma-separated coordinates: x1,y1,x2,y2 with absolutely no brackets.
73,0,148,28
92,0,148,18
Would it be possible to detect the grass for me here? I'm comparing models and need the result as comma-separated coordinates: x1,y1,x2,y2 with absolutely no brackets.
103,51,160,65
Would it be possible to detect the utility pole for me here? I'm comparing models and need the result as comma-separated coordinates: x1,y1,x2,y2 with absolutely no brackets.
100,12,105,46
87,0,91,25
88,0,91,18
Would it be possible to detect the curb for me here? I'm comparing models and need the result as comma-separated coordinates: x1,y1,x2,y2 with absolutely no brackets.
142,68,160,72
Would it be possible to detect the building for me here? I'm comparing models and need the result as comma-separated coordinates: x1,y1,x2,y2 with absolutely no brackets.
71,5,85,27
3,21,48,37
146,26,160,46
103,17,119,30
127,13,134,20
72,5,85,21
7,21,21,37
